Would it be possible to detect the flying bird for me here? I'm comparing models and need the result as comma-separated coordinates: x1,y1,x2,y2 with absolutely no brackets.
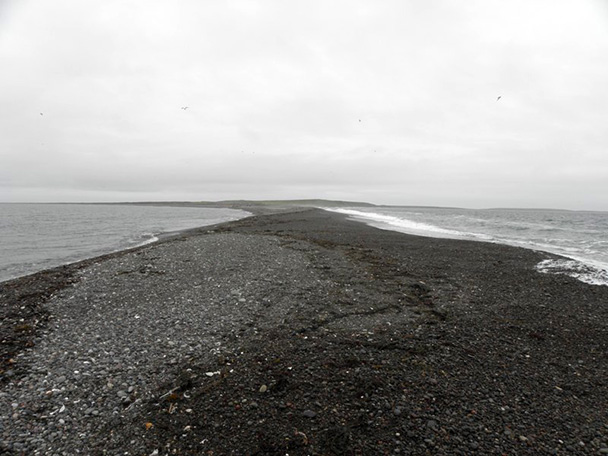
181,107,189,110
40,112,43,115
496,96,501,101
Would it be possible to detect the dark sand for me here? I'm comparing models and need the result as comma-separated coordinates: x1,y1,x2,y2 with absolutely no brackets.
1,208,607,455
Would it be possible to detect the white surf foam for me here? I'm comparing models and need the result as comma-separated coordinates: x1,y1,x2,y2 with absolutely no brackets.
135,233,160,248
535,258,608,286
325,208,492,240
324,207,608,287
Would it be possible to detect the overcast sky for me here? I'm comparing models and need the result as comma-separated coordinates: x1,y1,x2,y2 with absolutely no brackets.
1,0,607,209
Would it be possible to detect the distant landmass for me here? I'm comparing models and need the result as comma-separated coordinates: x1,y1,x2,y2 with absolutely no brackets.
102,199,377,209
218,199,376,207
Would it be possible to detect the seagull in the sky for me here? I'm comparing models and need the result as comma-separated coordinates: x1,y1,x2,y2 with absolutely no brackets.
496,96,501,101
181,106,189,110
40,112,43,116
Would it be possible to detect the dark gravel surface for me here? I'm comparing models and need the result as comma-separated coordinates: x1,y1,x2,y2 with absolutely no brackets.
1,208,607,455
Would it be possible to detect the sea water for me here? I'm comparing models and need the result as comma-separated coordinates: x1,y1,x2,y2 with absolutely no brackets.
0,203,250,283
325,206,608,286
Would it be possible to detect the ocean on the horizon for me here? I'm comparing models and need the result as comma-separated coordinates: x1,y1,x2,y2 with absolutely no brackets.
325,206,608,287
0,203,250,283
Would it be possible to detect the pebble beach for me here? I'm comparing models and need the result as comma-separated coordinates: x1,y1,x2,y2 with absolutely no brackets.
1,207,607,455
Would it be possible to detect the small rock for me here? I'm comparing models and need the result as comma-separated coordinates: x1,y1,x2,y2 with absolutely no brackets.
302,409,317,418
426,420,438,431
259,384,268,393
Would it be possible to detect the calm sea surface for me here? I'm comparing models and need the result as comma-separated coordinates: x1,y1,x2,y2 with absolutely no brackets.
0,204,250,283
326,206,608,286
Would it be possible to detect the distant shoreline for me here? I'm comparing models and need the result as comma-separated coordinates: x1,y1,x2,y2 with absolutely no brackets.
2,199,606,213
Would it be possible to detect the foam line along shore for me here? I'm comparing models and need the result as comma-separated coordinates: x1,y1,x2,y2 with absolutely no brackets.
325,206,608,286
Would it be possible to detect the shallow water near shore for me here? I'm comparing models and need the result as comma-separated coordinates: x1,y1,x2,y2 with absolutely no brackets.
0,203,250,283
326,206,608,286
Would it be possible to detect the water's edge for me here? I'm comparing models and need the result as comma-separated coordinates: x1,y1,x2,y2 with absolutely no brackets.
0,209,253,285
323,207,608,286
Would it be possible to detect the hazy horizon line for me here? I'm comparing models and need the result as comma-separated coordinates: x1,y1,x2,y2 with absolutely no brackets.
1,199,606,213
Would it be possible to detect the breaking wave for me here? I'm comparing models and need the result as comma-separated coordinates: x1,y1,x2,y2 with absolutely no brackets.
324,206,608,287
536,259,608,286
326,208,492,241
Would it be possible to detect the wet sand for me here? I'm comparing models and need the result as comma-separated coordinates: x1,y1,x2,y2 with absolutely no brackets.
1,208,607,455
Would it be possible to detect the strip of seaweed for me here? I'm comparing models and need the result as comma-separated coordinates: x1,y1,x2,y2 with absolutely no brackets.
0,267,78,383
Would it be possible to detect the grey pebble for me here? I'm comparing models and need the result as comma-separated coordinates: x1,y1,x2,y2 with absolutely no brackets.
302,409,317,418
426,420,438,431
